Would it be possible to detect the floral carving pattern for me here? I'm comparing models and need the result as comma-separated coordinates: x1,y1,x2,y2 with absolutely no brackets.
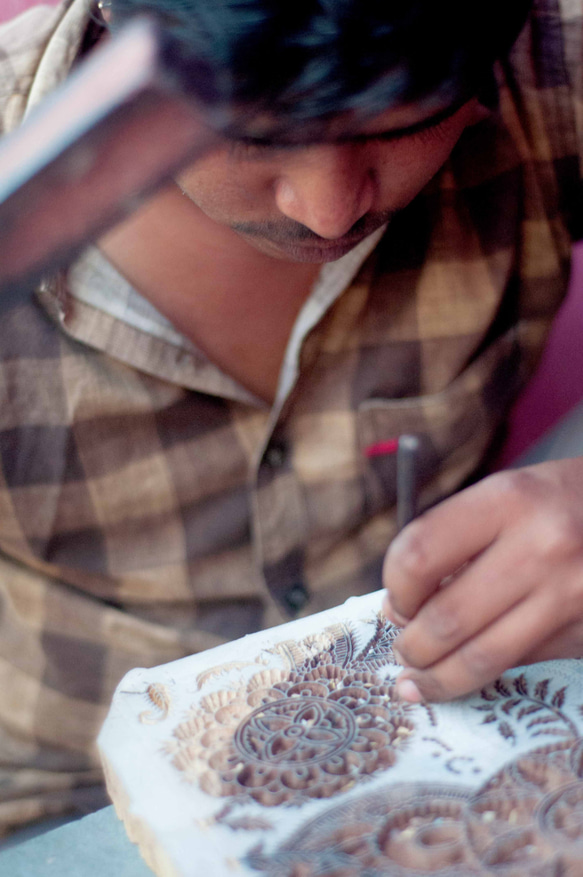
247,681,583,876
165,615,416,806
105,599,583,876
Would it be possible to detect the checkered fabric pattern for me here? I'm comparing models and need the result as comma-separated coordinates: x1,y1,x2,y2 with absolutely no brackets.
0,0,581,833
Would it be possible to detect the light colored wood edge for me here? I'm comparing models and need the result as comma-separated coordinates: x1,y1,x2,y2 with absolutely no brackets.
100,748,181,877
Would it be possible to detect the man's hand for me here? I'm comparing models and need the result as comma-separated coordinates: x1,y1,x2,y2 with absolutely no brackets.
382,458,583,703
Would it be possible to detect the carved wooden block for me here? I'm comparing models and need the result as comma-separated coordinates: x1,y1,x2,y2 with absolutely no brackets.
98,590,583,876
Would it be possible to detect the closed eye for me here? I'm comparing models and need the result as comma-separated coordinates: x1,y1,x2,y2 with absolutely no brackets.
229,98,470,158
348,101,467,145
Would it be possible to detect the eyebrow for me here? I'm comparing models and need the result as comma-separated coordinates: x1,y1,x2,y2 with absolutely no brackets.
340,99,467,144
236,98,468,150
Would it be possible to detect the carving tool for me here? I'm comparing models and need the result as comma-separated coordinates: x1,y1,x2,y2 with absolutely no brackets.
396,434,420,531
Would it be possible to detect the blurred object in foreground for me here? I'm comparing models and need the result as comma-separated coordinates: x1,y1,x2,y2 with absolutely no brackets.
0,16,218,299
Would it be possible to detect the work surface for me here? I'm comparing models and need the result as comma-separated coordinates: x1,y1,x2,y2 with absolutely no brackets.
0,806,150,876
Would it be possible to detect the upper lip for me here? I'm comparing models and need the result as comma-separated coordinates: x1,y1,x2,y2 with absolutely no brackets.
290,236,363,250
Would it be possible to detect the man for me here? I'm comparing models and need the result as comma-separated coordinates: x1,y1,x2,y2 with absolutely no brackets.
0,0,581,832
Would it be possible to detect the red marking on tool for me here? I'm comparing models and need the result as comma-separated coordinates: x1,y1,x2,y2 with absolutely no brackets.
364,438,399,458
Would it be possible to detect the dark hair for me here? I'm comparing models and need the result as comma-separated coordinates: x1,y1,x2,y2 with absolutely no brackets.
108,0,532,136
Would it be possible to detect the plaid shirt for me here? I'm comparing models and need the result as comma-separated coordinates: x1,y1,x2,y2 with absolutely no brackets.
0,0,582,830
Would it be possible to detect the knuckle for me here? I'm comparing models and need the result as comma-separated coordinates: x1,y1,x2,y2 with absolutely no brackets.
458,639,499,680
425,600,463,642
534,512,582,561
394,628,432,670
411,674,450,703
484,469,543,506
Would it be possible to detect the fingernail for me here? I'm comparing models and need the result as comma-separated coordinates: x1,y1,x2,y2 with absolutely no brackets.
382,592,409,628
396,678,424,704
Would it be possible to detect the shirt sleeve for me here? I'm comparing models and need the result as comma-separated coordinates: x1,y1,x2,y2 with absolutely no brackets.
0,4,62,137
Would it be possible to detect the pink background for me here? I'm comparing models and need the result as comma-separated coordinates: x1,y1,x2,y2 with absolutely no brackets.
2,1,583,464
497,241,583,464
0,0,57,21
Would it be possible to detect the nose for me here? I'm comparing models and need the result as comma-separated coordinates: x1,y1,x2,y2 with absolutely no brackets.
273,145,375,240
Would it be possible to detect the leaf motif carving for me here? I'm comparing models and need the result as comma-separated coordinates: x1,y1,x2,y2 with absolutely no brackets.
517,704,544,719
531,727,571,738
498,720,516,742
501,699,521,715
527,715,560,729
494,679,512,697
534,679,550,701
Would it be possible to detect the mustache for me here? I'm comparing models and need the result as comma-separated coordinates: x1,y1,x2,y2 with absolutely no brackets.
231,210,394,245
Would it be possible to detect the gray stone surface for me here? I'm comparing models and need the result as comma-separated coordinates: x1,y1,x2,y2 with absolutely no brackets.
0,806,151,876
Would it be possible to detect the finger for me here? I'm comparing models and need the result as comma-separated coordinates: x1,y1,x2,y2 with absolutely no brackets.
521,619,583,664
395,587,569,702
392,529,551,670
383,474,505,621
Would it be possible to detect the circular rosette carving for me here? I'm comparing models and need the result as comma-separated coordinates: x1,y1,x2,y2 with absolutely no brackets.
465,740,581,873
466,788,551,872
538,783,583,847
376,788,473,872
246,784,478,876
167,662,416,805
235,697,356,765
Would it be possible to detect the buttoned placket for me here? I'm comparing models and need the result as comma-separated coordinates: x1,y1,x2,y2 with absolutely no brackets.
249,228,386,617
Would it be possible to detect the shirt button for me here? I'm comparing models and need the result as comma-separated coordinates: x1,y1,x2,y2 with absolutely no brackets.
265,442,286,468
283,583,309,613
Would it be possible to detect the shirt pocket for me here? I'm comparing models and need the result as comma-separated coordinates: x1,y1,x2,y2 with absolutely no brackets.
357,329,521,518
